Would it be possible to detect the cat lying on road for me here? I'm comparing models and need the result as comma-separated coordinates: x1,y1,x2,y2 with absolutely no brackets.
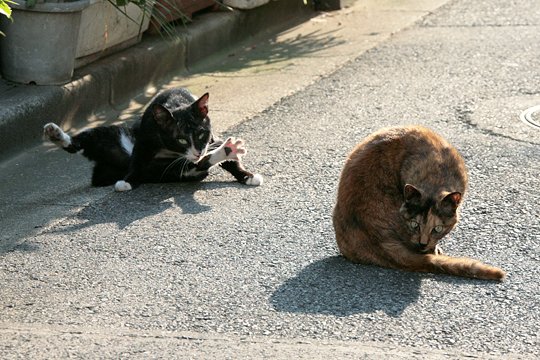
43,87,262,191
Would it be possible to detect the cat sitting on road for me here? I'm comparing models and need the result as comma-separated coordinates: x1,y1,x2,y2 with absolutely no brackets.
333,125,505,281
43,87,263,191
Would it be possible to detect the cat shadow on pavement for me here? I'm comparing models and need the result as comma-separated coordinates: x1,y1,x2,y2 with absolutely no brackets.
51,181,236,233
270,256,423,317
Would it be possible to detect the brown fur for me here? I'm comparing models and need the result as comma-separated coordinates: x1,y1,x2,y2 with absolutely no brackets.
333,126,505,281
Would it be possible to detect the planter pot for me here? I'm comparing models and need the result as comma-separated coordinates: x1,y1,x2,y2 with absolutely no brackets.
149,0,215,33
0,0,90,85
314,0,341,11
223,0,269,9
75,0,152,68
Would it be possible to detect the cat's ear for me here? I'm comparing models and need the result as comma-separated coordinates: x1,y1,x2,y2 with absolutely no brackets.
192,93,209,118
441,192,462,213
152,104,174,128
403,184,422,204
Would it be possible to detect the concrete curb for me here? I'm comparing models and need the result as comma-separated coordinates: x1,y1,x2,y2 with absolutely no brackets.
0,0,314,161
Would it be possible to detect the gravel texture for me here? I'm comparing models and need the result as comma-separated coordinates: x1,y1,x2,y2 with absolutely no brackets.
1,0,539,358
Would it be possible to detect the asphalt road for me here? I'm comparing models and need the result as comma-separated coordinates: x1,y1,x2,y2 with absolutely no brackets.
1,0,539,358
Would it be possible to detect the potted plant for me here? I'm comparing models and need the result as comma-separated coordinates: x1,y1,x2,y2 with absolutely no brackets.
0,0,155,85
0,0,91,84
76,0,154,67
222,0,269,9
149,0,215,33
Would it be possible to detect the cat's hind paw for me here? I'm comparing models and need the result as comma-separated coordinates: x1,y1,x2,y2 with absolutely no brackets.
223,137,247,161
43,122,71,148
245,173,263,186
114,180,132,192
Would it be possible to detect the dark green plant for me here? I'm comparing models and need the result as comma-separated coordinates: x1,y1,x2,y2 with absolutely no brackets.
8,0,184,38
109,0,185,38
0,0,15,36
0,0,14,17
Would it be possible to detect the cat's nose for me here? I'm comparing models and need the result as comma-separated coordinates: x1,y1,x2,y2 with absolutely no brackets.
192,152,202,163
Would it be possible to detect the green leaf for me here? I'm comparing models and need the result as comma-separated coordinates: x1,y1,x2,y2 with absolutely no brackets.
115,0,129,6
0,1,12,18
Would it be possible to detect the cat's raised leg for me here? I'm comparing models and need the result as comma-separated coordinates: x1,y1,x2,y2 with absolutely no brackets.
43,123,79,153
176,137,243,182
220,160,263,186
163,138,240,183
204,138,263,186
206,137,246,164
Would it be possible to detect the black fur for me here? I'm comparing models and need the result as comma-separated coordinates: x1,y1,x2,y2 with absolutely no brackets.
45,88,257,189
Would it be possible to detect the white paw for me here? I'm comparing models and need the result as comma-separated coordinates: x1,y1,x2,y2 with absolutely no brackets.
245,173,263,186
43,122,71,147
209,137,247,164
223,137,247,161
114,180,132,192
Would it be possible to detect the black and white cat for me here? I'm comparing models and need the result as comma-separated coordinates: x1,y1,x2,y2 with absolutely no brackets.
43,87,263,191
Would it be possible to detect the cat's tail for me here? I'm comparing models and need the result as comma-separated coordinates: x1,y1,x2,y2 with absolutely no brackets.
417,254,505,281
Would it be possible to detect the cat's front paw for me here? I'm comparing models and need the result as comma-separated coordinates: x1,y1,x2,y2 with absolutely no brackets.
223,137,246,161
43,122,71,147
114,180,132,192
245,173,263,186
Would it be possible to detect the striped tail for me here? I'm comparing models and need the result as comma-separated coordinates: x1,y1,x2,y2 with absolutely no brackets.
416,254,506,281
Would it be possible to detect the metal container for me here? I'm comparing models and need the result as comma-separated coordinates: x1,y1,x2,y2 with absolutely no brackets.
0,1,90,85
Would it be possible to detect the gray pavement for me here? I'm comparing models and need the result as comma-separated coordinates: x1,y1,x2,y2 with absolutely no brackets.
1,0,540,358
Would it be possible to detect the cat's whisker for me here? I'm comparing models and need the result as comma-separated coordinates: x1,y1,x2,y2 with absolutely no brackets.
179,157,189,179
178,160,185,179
176,158,188,176
160,161,176,180
161,156,185,181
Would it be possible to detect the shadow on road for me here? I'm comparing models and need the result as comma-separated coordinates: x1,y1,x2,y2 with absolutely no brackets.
221,28,346,72
0,139,251,254
32,180,242,237
270,256,423,317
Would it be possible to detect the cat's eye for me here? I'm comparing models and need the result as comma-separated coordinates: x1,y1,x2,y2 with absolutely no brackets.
178,138,188,145
198,133,206,140
409,220,420,230
433,225,444,234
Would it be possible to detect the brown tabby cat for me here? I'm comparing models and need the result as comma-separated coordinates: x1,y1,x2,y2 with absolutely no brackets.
333,125,505,281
